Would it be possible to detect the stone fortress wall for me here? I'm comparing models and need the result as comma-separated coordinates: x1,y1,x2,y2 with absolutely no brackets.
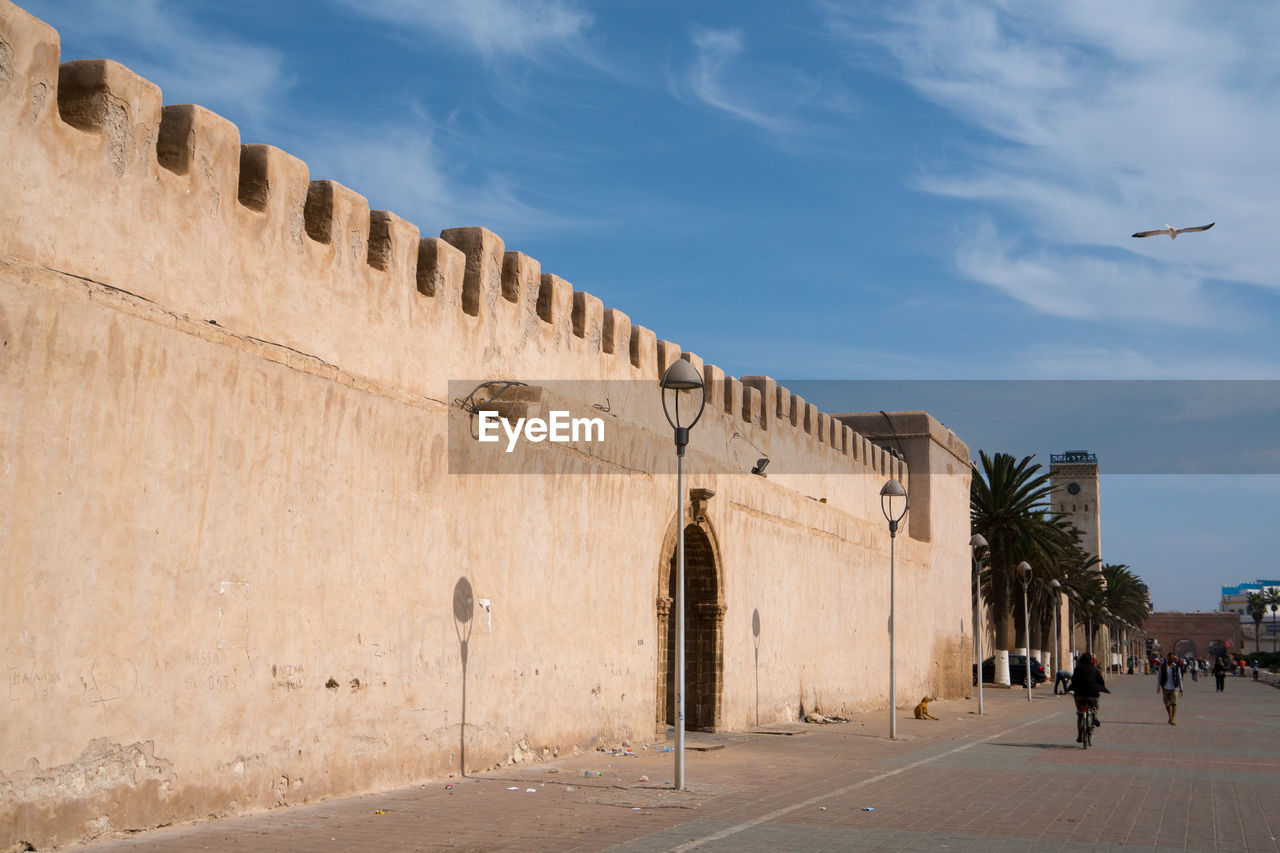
0,2,973,847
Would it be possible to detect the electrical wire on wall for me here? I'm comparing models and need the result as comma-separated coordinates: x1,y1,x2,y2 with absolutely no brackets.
453,380,529,439
879,410,908,463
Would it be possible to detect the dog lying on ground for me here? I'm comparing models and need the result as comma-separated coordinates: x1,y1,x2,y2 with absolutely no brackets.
913,696,938,720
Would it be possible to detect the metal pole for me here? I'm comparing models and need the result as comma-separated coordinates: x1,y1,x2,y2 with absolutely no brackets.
674,451,685,790
1051,595,1058,685
1023,583,1032,702
973,552,983,715
1087,614,1093,657
1067,600,1074,664
889,530,897,739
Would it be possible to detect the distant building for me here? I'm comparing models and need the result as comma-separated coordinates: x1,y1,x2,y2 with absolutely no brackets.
1049,451,1101,568
1049,451,1105,663
1145,612,1241,662
1220,579,1280,654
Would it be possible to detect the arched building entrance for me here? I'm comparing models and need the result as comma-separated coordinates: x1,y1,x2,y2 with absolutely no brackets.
655,505,724,734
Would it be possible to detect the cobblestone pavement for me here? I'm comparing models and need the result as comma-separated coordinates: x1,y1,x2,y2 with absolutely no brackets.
75,672,1280,852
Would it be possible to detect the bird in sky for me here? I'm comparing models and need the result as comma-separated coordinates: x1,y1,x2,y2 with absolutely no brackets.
1131,222,1215,239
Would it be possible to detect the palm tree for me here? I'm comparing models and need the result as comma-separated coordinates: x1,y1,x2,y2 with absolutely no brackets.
971,452,1064,676
1099,563,1152,670
1062,554,1104,659
1030,536,1098,669
1254,589,1274,653
1247,592,1266,655
1100,564,1152,627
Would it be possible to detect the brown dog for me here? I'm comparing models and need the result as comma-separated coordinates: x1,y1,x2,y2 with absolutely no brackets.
913,696,938,720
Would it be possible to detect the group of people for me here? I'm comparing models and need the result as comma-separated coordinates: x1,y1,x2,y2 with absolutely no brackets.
1148,653,1257,686
1141,653,1260,692
1058,650,1188,738
1047,645,1272,743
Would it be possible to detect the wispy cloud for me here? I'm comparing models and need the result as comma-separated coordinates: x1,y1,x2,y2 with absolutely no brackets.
332,0,592,63
955,218,1233,327
671,26,822,134
292,116,597,238
825,1,1280,322
26,0,587,239
34,0,290,128
1016,343,1280,381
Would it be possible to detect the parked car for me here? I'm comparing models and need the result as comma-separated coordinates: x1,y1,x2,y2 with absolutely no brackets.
973,654,1047,687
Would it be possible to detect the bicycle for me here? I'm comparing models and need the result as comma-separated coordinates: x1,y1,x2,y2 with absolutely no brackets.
1077,707,1097,749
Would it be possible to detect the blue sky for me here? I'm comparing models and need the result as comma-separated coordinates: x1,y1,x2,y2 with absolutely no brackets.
22,0,1280,612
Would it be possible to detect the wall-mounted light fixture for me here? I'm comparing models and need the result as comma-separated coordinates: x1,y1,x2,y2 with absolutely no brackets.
751,457,769,476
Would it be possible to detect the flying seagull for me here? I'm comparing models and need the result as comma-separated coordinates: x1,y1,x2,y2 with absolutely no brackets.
1132,222,1215,239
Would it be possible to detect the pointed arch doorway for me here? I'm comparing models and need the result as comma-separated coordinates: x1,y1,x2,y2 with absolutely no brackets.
655,503,725,734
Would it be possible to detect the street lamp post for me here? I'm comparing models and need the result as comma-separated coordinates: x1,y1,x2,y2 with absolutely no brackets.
1112,615,1118,673
1017,562,1033,702
1086,599,1095,658
881,479,908,740
1119,621,1127,673
1100,608,1110,672
1049,579,1061,679
1118,619,1125,673
970,534,988,715
1272,604,1278,654
659,359,706,791
1125,622,1133,673
1103,609,1113,672
1108,613,1117,673
1067,589,1079,664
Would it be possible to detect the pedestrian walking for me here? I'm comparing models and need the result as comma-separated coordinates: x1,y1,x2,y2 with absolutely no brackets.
1157,652,1184,725
1212,656,1227,692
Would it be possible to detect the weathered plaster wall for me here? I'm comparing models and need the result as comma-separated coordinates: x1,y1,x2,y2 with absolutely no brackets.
0,2,972,847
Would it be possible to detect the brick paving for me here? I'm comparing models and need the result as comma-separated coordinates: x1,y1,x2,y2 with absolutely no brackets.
74,672,1280,852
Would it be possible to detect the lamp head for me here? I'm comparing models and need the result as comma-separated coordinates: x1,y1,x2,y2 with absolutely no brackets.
879,478,908,533
1016,561,1033,587
660,358,704,391
1050,579,1061,591
659,359,707,451
969,533,988,549
751,457,769,476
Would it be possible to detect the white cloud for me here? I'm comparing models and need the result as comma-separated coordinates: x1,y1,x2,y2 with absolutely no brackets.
672,26,821,134
294,118,595,238
826,1,1280,321
956,218,1231,327
333,0,592,62
1015,343,1280,381
36,0,290,127
28,1,582,238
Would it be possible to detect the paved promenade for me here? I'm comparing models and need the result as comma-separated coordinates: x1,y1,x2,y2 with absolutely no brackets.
77,672,1280,852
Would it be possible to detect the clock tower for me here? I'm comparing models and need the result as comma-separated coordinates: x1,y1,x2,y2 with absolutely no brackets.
1049,450,1101,566
1049,451,1103,670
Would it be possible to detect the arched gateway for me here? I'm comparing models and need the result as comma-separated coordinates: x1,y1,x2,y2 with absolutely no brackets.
655,499,725,734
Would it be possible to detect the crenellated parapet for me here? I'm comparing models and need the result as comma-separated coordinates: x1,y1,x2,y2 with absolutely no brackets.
0,0,906,483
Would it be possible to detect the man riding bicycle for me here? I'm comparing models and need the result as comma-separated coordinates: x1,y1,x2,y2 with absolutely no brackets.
1070,653,1109,742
